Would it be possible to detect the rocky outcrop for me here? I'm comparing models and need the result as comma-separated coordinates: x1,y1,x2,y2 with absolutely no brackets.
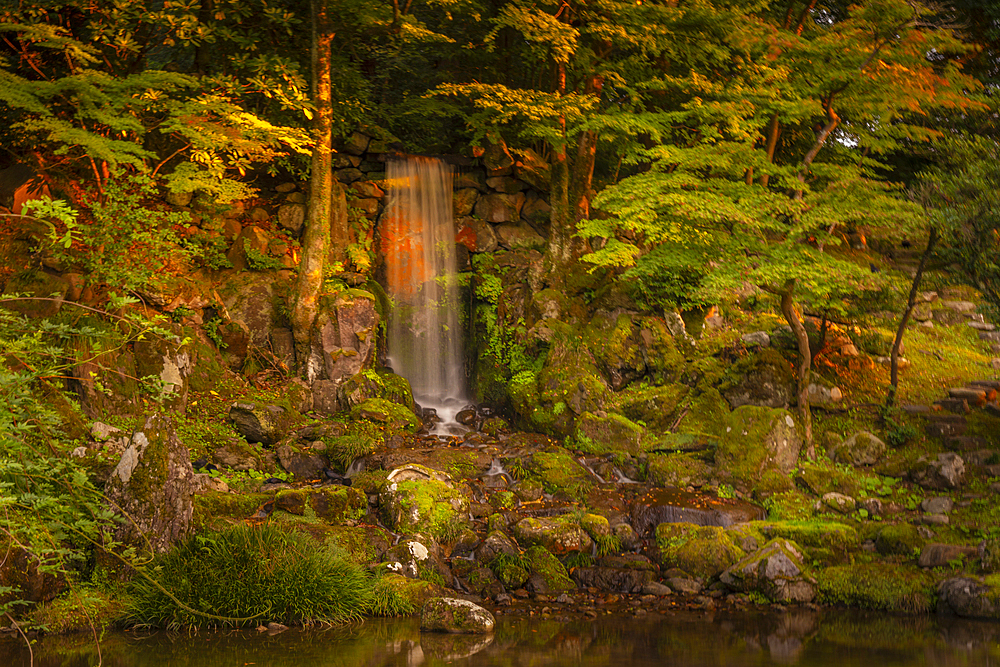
105,414,196,553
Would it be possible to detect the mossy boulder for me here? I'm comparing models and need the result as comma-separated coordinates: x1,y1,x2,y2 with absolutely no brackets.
816,563,936,613
192,491,270,531
937,577,1000,619
323,523,393,562
512,516,594,554
523,447,595,500
753,520,859,565
875,523,924,557
615,383,690,432
525,545,576,593
381,465,471,542
654,523,745,580
675,388,730,438
228,402,290,445
583,312,647,391
720,349,796,410
715,406,801,487
572,412,649,456
720,538,816,603
310,486,367,524
105,414,196,554
338,369,414,411
831,431,887,467
351,398,420,432
646,452,713,488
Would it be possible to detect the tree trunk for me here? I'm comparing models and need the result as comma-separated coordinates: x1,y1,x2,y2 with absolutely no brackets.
779,279,814,457
292,0,335,379
887,226,938,408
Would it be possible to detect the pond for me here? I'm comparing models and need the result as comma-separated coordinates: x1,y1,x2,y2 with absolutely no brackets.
3,608,998,667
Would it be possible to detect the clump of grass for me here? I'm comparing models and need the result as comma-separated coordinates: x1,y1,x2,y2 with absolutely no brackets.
595,534,622,558
325,435,375,471
127,524,382,629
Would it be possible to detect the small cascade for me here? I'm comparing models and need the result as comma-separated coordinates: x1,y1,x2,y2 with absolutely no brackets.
381,157,468,433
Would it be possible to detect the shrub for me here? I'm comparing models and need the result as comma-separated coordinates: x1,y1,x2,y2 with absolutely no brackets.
127,524,389,628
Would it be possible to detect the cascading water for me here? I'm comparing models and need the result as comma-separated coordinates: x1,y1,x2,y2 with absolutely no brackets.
381,157,468,433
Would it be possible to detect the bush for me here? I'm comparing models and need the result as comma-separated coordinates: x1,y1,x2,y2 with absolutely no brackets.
127,524,402,628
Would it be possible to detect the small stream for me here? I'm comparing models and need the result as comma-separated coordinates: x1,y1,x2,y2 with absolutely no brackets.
3,609,997,667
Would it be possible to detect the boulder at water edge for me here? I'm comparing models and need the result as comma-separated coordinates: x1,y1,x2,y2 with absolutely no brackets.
421,597,496,634
720,538,816,603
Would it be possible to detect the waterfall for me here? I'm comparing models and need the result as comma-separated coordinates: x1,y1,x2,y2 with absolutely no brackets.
381,157,467,431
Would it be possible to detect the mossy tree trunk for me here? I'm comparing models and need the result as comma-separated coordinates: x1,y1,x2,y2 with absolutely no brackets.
777,279,814,458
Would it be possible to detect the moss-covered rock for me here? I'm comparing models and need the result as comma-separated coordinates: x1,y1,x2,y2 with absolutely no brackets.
646,452,713,488
675,388,730,438
875,523,924,557
512,516,594,554
795,461,864,497
720,538,816,603
420,597,496,634
720,348,796,410
523,447,595,501
338,369,414,411
583,312,647,391
526,545,576,593
310,486,368,524
715,406,801,487
614,383,690,432
816,563,936,613
381,465,471,542
324,524,393,562
830,431,887,467
654,522,745,580
753,520,859,565
351,398,419,432
192,491,271,531
572,412,649,456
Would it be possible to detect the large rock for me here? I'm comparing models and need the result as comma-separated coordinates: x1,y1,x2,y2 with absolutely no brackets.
453,188,480,217
421,597,496,634
720,539,816,603
512,516,593,554
228,402,288,445
912,453,966,490
105,414,196,553
715,406,802,485
456,216,498,253
655,523,745,580
276,444,326,480
474,193,523,223
830,431,886,466
513,148,550,191
495,221,544,250
937,577,1000,619
917,543,979,569
0,544,67,606
306,294,379,386
721,349,796,409
381,465,471,542
276,203,306,235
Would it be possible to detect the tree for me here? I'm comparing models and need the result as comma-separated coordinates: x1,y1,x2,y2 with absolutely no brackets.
578,0,977,451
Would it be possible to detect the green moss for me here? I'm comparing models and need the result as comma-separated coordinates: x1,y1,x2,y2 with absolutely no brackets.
654,523,745,580
762,490,815,521
876,523,924,557
488,490,519,511
350,398,419,432
816,563,936,613
323,524,393,563
524,447,595,501
352,469,389,495
383,478,470,543
526,545,576,592
752,520,859,565
646,452,713,487
572,412,649,455
611,382,690,432
715,406,801,486
675,388,730,438
310,486,368,524
795,460,864,497
490,552,530,589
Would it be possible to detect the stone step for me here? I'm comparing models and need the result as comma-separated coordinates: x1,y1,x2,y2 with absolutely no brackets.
926,417,967,439
969,380,1000,389
945,435,989,452
902,404,932,414
933,398,971,414
948,387,987,404
979,331,1000,343
969,321,996,331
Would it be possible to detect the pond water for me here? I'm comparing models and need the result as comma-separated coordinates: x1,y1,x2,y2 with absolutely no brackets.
2,608,998,667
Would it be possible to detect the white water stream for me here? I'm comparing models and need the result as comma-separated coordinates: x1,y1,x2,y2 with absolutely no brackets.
381,157,468,434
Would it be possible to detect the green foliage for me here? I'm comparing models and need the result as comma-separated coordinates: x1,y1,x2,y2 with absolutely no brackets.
127,524,378,628
243,244,286,272
26,173,194,291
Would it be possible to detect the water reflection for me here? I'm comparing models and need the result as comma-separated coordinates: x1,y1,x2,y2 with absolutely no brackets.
2,609,998,667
